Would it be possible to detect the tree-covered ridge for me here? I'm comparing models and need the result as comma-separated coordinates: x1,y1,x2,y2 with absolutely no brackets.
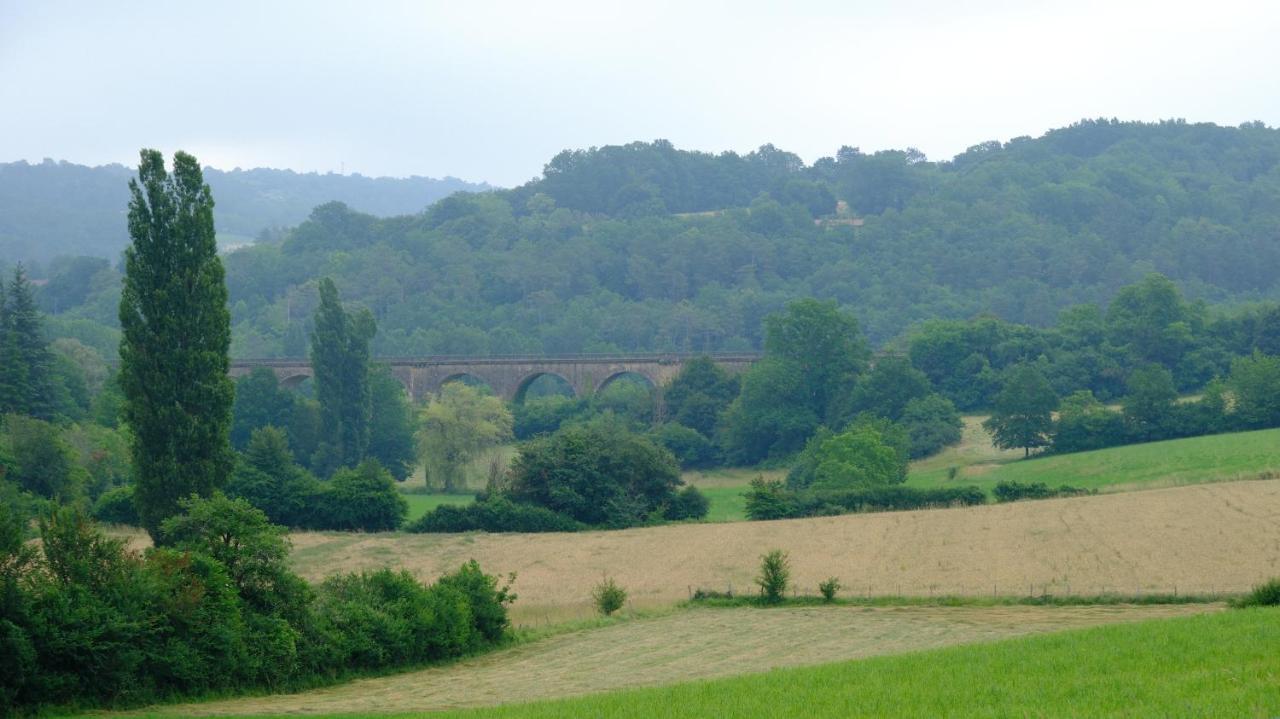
30,119,1280,359
0,159,489,263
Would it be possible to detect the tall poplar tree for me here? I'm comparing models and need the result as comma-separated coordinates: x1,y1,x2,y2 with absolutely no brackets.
119,150,233,539
310,277,376,475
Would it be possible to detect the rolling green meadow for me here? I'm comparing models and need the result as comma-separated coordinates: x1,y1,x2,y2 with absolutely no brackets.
130,607,1280,718
417,607,1280,719
907,426,1280,495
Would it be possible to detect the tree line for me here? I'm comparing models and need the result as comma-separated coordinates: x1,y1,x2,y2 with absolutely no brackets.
24,119,1280,365
0,151,513,714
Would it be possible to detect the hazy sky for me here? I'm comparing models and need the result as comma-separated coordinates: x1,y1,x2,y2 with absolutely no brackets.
2,0,1278,186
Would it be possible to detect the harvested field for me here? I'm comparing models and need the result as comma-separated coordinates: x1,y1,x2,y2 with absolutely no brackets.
132,603,1216,716
284,479,1280,623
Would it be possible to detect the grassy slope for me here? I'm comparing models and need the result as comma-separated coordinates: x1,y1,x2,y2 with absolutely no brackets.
421,607,1280,719
125,604,1217,716
908,426,1280,495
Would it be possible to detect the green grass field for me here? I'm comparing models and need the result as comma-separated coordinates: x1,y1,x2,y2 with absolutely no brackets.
907,426,1280,495
402,493,475,522
417,607,1280,718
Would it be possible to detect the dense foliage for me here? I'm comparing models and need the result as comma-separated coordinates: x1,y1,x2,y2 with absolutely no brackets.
744,478,986,520
407,495,581,533
507,423,696,528
31,120,1280,361
0,499,512,713
310,277,376,475
118,150,234,538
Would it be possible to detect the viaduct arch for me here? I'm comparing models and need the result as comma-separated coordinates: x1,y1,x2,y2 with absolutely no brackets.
228,353,761,405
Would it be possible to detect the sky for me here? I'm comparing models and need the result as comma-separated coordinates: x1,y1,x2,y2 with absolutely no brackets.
2,0,1278,187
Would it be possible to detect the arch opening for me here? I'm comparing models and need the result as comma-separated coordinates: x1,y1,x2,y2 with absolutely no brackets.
513,372,576,405
279,374,313,396
594,371,657,423
438,373,494,396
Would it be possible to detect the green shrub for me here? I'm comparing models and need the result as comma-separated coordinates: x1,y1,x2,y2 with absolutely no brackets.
1,500,514,713
436,559,516,642
993,480,1094,503
756,549,790,603
664,486,710,521
650,422,719,468
406,495,580,533
1234,578,1280,608
91,484,139,525
507,423,682,528
819,577,841,602
744,477,797,520
312,459,408,531
751,484,987,521
592,577,628,616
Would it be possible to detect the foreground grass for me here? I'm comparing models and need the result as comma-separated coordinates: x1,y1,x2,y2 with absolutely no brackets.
418,607,1280,718
122,604,1216,716
908,426,1280,495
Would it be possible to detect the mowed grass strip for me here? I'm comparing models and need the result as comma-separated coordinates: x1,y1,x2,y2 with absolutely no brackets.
908,426,1280,495
122,604,1216,717
422,607,1280,719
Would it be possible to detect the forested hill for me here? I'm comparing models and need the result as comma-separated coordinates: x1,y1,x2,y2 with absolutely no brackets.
0,160,489,263
32,119,1280,357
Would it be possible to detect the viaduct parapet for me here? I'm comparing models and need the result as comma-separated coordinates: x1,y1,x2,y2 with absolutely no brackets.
229,353,761,403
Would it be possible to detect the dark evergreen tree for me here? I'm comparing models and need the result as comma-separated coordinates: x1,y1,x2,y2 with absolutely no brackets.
1,266,55,418
309,277,376,474
119,150,234,539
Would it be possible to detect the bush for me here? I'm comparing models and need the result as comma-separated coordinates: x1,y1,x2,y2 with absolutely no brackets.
406,495,580,533
311,459,408,531
901,394,964,458
650,422,719,468
819,577,841,602
591,577,627,616
1234,578,1280,608
756,549,790,603
744,477,797,520
91,484,139,525
507,423,682,528
1,500,515,713
664,486,710,521
993,480,1094,503
813,485,987,513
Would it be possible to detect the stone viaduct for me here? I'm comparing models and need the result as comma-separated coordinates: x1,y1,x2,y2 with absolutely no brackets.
228,353,761,404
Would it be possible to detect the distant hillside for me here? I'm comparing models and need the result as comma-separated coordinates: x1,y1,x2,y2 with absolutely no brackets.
0,160,489,263
29,119,1280,358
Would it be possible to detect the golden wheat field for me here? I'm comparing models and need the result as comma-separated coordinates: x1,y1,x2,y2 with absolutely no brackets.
129,603,1216,716
267,479,1280,624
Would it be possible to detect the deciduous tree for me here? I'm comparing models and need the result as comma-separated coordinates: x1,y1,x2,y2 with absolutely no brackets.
984,364,1057,457
119,150,233,539
309,277,376,474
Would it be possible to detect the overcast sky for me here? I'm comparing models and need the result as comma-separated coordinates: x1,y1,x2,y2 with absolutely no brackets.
2,0,1278,187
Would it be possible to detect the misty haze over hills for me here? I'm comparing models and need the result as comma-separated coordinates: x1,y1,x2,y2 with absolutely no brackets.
0,159,490,264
